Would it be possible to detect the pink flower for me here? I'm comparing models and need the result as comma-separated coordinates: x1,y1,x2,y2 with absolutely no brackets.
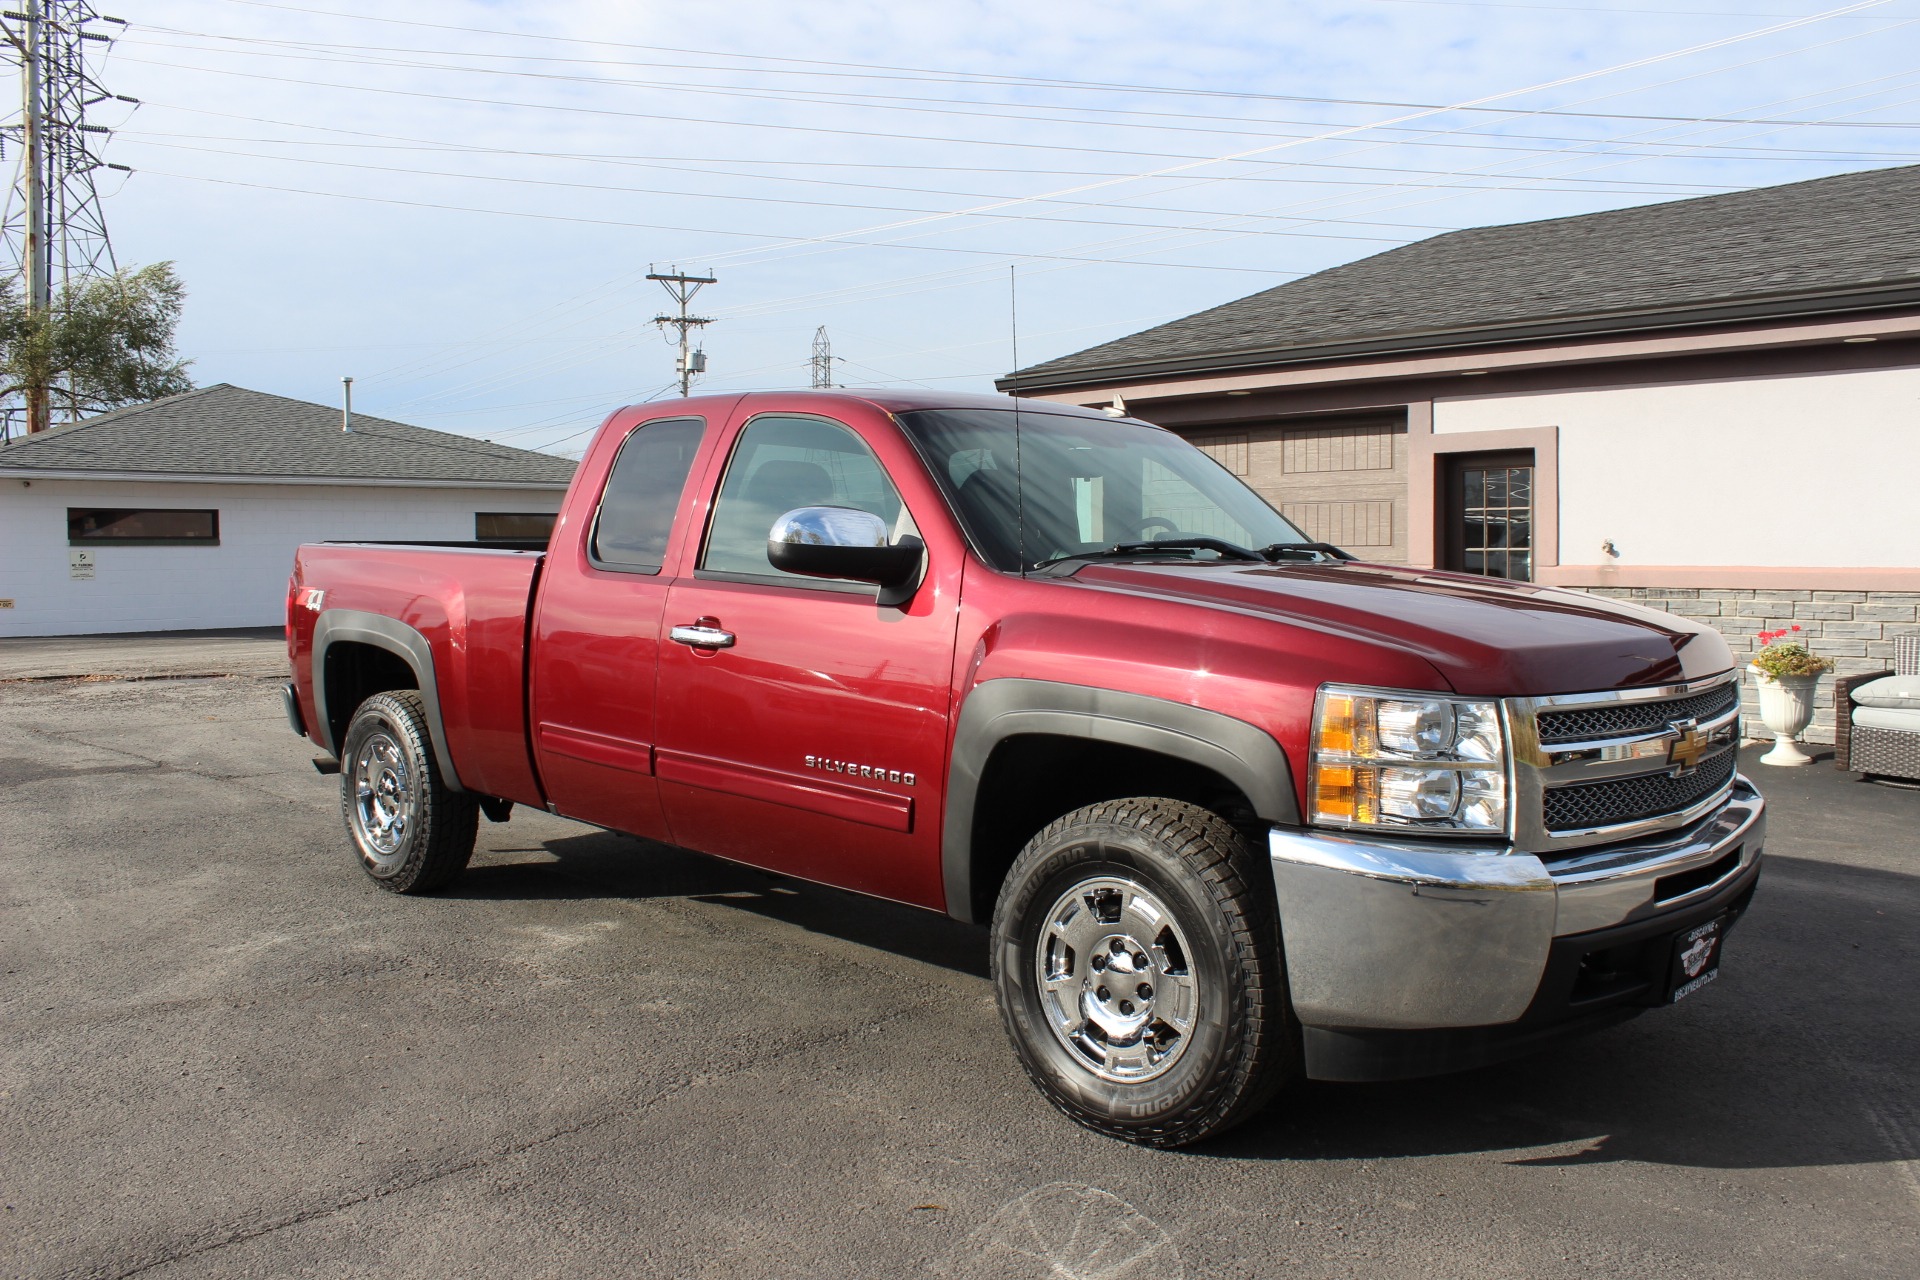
1791,624,1801,632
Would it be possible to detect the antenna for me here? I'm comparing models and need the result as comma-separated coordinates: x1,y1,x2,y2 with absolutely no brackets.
1009,265,1026,577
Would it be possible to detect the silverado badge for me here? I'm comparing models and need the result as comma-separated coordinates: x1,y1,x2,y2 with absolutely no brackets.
806,755,915,786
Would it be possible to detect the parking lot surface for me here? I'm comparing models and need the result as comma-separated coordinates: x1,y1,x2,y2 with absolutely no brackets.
2,633,1917,1278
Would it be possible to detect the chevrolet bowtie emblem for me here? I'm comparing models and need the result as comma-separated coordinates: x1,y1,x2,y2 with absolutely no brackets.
1666,718,1711,772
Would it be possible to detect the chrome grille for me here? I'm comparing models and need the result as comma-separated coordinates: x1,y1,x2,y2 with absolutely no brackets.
1509,671,1743,853
1535,682,1739,744
1542,747,1737,832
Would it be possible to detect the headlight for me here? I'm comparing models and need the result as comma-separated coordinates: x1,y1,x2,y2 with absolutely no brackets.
1308,686,1509,835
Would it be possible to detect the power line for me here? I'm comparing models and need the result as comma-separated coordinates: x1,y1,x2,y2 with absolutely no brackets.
124,25,1920,133
112,48,1920,167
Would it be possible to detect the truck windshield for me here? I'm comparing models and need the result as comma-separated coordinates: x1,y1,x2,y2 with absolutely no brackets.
895,408,1310,573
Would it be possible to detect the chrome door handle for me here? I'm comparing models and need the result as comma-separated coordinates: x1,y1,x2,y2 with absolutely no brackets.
669,624,735,649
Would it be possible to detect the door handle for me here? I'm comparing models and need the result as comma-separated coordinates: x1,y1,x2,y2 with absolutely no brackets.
670,623,735,650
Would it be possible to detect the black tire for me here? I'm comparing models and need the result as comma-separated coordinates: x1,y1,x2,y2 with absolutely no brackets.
338,690,478,894
990,798,1296,1147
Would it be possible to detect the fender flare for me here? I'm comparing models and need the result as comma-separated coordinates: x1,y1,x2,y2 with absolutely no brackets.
942,678,1298,923
311,608,465,793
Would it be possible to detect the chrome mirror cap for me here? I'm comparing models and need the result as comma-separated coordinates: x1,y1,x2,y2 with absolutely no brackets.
768,505,890,549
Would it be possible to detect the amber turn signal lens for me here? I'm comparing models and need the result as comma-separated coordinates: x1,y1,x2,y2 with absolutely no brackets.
1317,693,1356,755
1314,763,1356,821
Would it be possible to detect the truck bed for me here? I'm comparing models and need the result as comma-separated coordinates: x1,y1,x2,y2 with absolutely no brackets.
288,542,547,806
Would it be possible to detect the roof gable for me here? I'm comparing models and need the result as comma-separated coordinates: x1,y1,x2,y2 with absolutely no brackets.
0,384,578,486
1010,163,1920,388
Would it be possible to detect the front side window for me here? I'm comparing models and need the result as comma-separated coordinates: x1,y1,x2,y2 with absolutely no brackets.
591,416,705,572
896,408,1308,571
701,414,909,583
68,508,219,545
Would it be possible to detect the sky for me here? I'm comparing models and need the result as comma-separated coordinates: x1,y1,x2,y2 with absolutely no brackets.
26,0,1920,454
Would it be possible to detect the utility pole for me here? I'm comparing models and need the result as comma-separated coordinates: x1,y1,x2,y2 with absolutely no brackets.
647,266,715,398
810,326,832,389
3,1,133,435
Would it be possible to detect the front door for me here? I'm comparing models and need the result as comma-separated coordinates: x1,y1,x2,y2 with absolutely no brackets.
652,407,961,908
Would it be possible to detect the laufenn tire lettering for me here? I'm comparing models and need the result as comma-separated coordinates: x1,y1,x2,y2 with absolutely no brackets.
805,755,915,786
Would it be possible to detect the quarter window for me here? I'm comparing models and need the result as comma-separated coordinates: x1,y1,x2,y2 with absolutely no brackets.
701,415,910,583
591,416,705,572
67,508,218,545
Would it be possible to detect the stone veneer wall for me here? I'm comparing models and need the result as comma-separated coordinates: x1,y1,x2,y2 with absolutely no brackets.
1570,588,1920,745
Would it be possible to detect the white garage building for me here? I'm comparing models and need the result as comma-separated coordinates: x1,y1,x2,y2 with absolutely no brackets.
0,383,575,637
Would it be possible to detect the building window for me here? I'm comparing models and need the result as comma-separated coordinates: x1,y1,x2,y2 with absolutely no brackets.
475,512,557,543
1442,452,1533,581
67,508,219,546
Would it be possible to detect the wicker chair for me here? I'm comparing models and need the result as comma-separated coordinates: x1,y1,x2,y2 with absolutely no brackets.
1835,632,1920,781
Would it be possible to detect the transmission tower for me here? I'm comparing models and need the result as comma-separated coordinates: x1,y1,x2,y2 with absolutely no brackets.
647,266,715,398
810,326,832,389
1,1,132,436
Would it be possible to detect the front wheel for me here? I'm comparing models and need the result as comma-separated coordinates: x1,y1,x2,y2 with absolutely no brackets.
990,798,1296,1147
339,690,478,894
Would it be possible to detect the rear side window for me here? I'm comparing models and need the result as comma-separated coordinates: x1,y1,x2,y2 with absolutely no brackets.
591,416,705,572
700,414,908,582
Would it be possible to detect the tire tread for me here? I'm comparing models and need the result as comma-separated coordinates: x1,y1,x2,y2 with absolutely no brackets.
991,797,1296,1148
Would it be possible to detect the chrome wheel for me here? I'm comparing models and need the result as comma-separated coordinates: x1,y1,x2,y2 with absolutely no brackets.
1036,876,1199,1083
351,729,415,872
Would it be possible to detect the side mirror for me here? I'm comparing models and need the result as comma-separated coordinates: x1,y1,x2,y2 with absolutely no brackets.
768,506,923,604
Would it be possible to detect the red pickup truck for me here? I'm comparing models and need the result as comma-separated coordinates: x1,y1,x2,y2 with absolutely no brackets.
284,390,1763,1147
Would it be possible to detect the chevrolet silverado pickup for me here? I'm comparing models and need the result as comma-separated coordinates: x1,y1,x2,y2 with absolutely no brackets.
283,390,1764,1148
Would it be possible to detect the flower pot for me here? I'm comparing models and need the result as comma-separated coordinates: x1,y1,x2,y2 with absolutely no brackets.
1749,666,1822,766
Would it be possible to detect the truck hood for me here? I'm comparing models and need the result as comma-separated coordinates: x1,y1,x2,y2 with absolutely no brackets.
1068,560,1734,697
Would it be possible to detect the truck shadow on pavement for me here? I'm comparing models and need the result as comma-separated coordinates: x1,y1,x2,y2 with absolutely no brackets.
448,827,994,979
452,831,1917,1175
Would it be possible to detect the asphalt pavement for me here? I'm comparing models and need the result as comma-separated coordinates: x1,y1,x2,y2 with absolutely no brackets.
1,633,1916,1279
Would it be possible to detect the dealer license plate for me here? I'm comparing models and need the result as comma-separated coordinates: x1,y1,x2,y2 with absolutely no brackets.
1667,916,1726,1003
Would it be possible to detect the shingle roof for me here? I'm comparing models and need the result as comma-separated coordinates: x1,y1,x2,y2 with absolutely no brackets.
0,383,577,485
1007,163,1920,390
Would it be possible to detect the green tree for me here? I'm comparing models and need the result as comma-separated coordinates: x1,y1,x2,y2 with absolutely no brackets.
0,261,194,435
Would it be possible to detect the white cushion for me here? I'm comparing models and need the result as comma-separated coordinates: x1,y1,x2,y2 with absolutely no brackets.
1852,705,1920,733
1851,674,1920,710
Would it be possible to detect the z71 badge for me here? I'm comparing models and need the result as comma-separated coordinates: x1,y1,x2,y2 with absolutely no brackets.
806,755,914,786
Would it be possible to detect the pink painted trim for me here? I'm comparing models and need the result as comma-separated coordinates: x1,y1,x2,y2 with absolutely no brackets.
1406,400,1433,437
1408,426,1558,571
1536,565,1920,590
1029,311,1920,405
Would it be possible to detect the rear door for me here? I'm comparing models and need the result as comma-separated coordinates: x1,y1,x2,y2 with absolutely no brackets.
651,402,963,908
528,411,715,840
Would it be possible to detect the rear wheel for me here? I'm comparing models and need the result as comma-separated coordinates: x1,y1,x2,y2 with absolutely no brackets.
339,690,477,894
990,798,1296,1147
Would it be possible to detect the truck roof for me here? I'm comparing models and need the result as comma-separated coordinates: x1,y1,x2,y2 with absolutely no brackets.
621,388,1122,421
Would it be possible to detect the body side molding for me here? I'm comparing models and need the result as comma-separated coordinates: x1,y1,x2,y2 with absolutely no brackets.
311,608,465,793
942,677,1298,922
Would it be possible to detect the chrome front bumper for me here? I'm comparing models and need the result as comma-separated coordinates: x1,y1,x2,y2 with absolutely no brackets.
1267,777,1765,1030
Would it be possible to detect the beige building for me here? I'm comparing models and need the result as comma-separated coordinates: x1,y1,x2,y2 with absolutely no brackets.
1003,164,1920,743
